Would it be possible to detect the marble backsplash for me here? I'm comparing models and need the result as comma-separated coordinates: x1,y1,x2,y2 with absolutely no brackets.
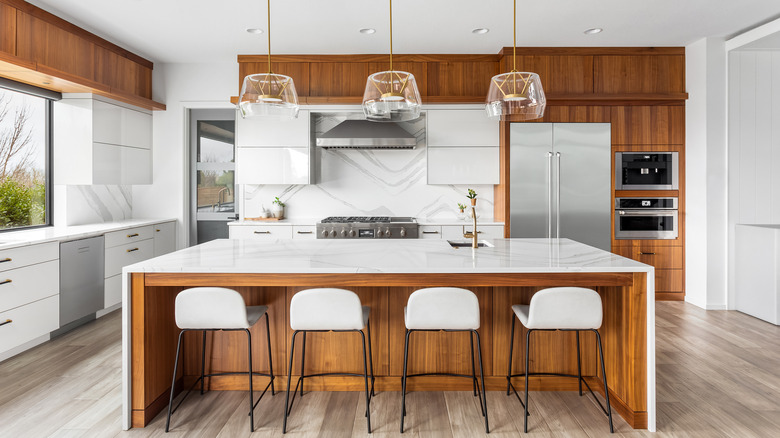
240,112,494,220
56,185,132,226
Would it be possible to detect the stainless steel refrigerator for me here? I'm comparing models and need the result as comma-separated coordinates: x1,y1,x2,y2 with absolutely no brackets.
509,123,611,250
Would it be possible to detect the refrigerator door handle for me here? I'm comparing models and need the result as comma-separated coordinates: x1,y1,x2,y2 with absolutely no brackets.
547,151,554,238
556,152,561,239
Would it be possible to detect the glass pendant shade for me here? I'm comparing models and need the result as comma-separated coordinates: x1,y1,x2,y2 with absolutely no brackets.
362,70,422,121
238,73,299,120
485,71,546,120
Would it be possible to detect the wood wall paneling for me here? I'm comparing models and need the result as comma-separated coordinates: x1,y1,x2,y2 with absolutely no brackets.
594,55,685,94
94,46,152,99
610,106,685,145
238,61,310,97
426,60,498,97
505,55,594,94
0,3,15,56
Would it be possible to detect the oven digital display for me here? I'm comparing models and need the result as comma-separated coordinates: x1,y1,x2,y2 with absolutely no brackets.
358,229,374,238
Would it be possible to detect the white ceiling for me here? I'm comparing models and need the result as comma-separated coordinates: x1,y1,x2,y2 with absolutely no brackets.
26,0,780,64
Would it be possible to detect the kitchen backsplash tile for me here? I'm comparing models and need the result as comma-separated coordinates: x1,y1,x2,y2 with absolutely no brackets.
59,185,132,225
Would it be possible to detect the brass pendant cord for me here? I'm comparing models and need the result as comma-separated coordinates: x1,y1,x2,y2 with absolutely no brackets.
389,0,393,72
267,0,272,74
512,0,516,72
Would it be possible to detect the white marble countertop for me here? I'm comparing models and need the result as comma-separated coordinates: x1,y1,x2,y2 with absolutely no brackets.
124,237,650,274
228,218,505,227
0,218,177,250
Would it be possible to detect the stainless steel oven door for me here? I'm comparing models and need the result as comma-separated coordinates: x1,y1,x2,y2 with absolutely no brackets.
614,209,678,239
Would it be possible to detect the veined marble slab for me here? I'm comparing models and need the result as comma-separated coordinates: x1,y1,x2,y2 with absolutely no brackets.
124,238,651,274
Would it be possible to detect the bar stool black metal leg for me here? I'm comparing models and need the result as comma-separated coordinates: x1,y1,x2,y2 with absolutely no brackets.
400,329,411,433
594,330,614,433
283,330,298,434
265,313,275,396
165,330,186,433
299,331,307,397
524,329,532,433
473,330,489,433
507,316,516,395
576,330,583,396
359,330,372,434
367,318,375,396
200,331,207,395
246,329,255,432
470,330,478,397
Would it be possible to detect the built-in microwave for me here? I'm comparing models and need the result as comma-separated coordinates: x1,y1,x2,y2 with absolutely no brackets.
615,152,679,190
614,197,678,240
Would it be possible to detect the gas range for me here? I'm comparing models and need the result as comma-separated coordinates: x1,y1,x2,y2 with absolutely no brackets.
316,216,418,239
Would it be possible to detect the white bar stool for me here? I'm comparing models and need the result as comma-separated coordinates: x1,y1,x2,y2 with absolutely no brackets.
401,287,489,434
506,287,614,433
165,287,275,433
283,288,374,434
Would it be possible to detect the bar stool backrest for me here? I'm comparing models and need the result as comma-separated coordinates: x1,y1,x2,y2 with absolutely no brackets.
406,287,480,330
528,287,603,330
175,287,249,330
290,288,364,330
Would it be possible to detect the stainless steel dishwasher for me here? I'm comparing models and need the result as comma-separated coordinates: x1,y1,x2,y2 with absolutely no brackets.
60,235,105,329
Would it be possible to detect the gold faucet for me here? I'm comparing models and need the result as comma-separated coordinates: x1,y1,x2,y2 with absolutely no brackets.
463,206,479,248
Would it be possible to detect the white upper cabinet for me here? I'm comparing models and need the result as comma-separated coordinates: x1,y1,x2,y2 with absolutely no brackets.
54,95,152,185
236,110,310,147
427,109,499,147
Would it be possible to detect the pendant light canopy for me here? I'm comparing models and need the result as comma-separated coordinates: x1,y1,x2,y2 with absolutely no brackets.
362,0,422,122
238,0,299,120
485,0,546,120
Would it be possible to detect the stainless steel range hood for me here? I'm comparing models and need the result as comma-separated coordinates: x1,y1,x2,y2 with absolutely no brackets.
316,120,417,149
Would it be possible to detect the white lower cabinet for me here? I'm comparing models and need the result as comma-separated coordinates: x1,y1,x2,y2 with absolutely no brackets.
292,226,317,240
154,222,176,256
230,226,293,240
0,260,59,313
442,226,467,240
420,225,443,239
104,275,122,308
105,240,154,277
0,295,59,354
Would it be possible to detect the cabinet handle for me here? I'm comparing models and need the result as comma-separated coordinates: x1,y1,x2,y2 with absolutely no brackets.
0,258,11,263
156,229,161,232
127,248,140,253
254,231,271,234
639,252,656,255
297,231,313,234
127,233,140,238
422,231,439,234
0,319,11,327
464,230,483,234
0,279,11,285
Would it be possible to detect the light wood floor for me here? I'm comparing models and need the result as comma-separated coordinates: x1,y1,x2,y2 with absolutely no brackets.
1,302,779,437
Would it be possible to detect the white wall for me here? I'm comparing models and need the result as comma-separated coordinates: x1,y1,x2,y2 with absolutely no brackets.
131,62,238,248
727,50,780,309
685,37,728,310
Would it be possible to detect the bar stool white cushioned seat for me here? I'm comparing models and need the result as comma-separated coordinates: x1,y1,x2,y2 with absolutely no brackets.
284,288,374,434
401,287,488,433
166,287,274,433
506,287,613,433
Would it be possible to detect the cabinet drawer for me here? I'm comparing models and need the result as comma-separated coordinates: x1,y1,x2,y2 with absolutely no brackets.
229,226,293,240
105,239,154,277
0,260,59,313
656,269,683,292
292,226,316,240
0,295,59,354
463,225,505,239
0,242,59,273
105,274,122,308
613,245,683,269
441,225,466,240
105,226,155,248
420,226,443,239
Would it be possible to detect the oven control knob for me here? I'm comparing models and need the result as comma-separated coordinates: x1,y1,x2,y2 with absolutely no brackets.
321,229,329,238
385,228,392,237
349,229,356,237
376,230,384,237
340,228,347,237
400,228,407,237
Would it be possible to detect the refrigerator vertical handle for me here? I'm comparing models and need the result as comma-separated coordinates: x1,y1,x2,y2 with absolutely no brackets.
547,151,553,238
556,152,561,239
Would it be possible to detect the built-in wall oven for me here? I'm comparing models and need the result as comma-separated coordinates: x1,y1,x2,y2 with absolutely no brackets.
615,152,679,190
614,197,678,240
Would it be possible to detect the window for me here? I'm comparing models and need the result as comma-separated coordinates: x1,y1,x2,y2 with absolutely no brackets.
0,86,52,231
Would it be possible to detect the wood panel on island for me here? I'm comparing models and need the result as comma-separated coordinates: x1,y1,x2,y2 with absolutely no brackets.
0,0,164,111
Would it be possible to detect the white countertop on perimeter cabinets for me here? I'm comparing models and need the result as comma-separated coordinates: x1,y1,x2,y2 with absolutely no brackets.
125,237,650,275
0,218,176,250
228,218,505,226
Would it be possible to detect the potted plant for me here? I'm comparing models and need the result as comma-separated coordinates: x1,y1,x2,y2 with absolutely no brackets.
271,196,285,219
457,202,467,220
467,188,477,206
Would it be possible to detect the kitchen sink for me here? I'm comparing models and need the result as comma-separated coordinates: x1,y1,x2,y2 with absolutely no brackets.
447,240,494,248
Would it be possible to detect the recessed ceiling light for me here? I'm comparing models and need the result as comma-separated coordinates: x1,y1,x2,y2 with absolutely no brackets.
584,28,603,35
472,28,489,35
246,28,263,34
360,28,376,34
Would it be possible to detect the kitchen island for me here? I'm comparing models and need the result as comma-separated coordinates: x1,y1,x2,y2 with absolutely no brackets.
122,238,655,431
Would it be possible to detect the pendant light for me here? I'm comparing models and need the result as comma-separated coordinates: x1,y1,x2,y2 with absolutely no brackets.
485,0,546,120
362,0,422,122
238,0,299,120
